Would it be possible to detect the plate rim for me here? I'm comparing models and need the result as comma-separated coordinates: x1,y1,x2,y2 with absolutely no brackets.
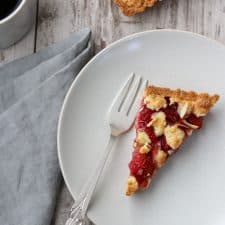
57,29,225,201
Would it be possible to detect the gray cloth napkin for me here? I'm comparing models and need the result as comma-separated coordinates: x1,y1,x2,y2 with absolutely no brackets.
0,28,92,225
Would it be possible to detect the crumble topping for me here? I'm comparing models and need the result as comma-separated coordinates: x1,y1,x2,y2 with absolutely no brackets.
147,111,167,136
144,94,167,111
164,125,185,150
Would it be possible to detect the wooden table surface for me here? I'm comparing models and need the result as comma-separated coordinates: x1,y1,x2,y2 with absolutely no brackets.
1,0,225,224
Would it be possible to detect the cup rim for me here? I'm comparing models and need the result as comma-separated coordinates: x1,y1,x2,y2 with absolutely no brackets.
0,0,26,25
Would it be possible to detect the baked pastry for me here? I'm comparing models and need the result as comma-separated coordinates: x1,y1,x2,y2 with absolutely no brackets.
114,0,158,16
126,85,219,195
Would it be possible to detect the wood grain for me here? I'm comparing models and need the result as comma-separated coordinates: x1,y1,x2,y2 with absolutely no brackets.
0,26,36,65
66,0,225,52
1,0,225,224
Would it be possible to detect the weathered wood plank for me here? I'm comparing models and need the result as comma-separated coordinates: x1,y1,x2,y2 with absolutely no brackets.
36,0,77,51
59,0,225,53
0,25,36,65
52,183,73,225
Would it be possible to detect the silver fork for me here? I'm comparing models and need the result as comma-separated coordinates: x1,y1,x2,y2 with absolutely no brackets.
65,73,148,225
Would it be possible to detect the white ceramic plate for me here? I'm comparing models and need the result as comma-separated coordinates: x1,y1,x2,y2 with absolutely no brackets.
58,30,225,225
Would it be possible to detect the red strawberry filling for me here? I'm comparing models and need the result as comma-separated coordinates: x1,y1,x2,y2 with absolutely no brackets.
129,150,155,187
162,103,180,124
144,126,158,143
135,105,154,129
186,114,203,128
160,135,171,151
129,96,203,190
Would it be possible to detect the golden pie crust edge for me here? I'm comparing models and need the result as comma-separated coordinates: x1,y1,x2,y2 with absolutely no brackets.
114,0,158,16
145,85,220,116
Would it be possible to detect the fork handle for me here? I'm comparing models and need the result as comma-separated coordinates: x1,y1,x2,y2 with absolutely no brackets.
65,135,116,225
80,135,116,212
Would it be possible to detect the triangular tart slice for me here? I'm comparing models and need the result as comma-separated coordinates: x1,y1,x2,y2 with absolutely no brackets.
126,85,219,196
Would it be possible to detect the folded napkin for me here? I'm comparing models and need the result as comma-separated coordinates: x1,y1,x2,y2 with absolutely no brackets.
0,29,92,225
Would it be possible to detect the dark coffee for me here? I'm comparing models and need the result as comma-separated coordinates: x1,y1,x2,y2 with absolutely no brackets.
0,0,22,20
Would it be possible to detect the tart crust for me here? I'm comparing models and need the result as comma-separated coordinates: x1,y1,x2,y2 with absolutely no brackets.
114,0,158,16
145,86,219,116
126,176,139,196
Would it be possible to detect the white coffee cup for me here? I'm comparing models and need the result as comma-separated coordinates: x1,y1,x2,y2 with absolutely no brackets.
0,0,37,49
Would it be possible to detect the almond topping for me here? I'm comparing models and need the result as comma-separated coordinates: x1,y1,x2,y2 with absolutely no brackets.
177,101,193,118
147,112,167,136
136,131,151,145
182,120,199,129
154,150,167,168
125,176,139,196
144,94,167,111
139,143,151,154
164,125,185,150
